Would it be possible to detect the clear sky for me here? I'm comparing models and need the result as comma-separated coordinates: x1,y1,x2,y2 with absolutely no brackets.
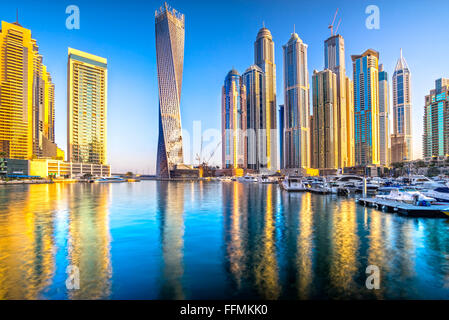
3,0,449,173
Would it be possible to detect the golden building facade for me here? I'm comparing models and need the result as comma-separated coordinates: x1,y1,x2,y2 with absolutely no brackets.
67,48,107,165
0,21,56,160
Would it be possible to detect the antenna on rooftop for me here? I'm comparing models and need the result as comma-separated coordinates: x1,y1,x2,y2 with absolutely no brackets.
16,8,19,24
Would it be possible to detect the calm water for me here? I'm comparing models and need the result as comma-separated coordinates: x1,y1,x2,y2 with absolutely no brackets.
0,181,449,300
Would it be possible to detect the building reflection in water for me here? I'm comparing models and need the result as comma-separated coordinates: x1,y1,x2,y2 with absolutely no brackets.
0,184,58,299
157,182,185,299
66,183,112,300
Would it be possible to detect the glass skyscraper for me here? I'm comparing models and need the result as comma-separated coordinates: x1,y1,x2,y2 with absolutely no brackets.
391,50,412,163
352,49,380,166
155,3,185,178
423,78,449,158
0,21,56,160
324,34,354,168
67,48,108,165
378,64,390,166
282,32,310,171
222,69,246,169
254,27,277,171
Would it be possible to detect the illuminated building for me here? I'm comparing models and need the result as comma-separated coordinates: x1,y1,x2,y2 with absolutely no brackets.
378,64,390,166
222,69,247,169
155,3,185,178
324,34,354,167
0,20,57,160
282,32,310,171
423,78,449,158
352,49,380,166
311,69,338,169
67,48,108,165
391,49,412,163
255,27,277,171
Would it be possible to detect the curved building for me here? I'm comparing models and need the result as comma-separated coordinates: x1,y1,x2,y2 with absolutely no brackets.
155,3,185,178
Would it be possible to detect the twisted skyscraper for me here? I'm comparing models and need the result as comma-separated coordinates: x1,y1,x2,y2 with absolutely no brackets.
155,3,185,178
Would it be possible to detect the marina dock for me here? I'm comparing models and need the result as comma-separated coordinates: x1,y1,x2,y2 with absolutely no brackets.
357,197,449,218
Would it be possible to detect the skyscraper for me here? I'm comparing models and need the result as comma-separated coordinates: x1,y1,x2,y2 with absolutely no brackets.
0,21,56,160
279,105,284,170
254,27,277,171
67,48,108,165
311,70,338,169
155,3,185,178
282,32,310,171
324,34,354,168
242,65,265,170
391,49,412,163
378,64,390,166
423,78,449,158
352,49,380,166
222,69,247,169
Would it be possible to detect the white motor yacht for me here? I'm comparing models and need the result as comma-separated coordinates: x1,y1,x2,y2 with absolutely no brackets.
280,176,307,191
237,175,258,183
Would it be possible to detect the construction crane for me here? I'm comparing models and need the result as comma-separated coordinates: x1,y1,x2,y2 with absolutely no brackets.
328,8,339,36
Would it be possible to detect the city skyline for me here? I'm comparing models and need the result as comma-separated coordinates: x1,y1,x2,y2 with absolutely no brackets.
2,0,449,173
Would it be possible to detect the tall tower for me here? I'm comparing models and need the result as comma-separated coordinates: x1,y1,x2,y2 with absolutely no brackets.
324,34,354,167
391,49,412,163
423,78,449,158
378,64,390,166
67,48,108,165
352,49,380,166
255,27,277,171
155,3,185,178
242,65,265,170
222,69,247,170
311,70,338,169
0,21,55,160
282,32,310,171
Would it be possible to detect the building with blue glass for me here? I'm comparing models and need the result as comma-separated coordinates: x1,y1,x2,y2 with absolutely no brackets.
391,49,412,163
423,78,449,159
221,69,246,169
351,49,380,166
378,64,390,166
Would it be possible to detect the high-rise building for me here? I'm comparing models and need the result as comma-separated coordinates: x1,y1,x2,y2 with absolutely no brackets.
279,105,284,170
155,3,185,178
242,65,265,170
222,69,247,169
391,49,412,163
352,49,380,166
254,27,277,171
0,21,57,160
423,78,449,158
324,34,354,168
311,70,338,169
282,32,310,171
378,64,390,166
67,48,108,165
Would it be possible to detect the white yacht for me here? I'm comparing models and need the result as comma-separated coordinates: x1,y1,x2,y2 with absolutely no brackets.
237,175,258,183
328,175,364,194
375,187,436,205
258,175,277,184
94,176,126,183
422,186,449,203
280,176,307,192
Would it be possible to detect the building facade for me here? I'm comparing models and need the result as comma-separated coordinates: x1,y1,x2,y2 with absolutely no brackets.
324,34,354,168
282,32,310,170
311,70,338,169
378,64,390,166
0,21,57,160
242,65,265,171
155,3,185,178
254,27,277,171
352,49,380,166
222,69,247,169
67,48,108,165
279,105,284,170
423,78,449,158
391,49,412,163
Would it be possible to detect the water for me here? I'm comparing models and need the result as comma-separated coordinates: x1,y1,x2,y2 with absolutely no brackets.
0,181,449,300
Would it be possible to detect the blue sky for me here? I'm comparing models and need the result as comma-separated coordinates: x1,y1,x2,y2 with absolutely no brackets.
3,0,449,173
